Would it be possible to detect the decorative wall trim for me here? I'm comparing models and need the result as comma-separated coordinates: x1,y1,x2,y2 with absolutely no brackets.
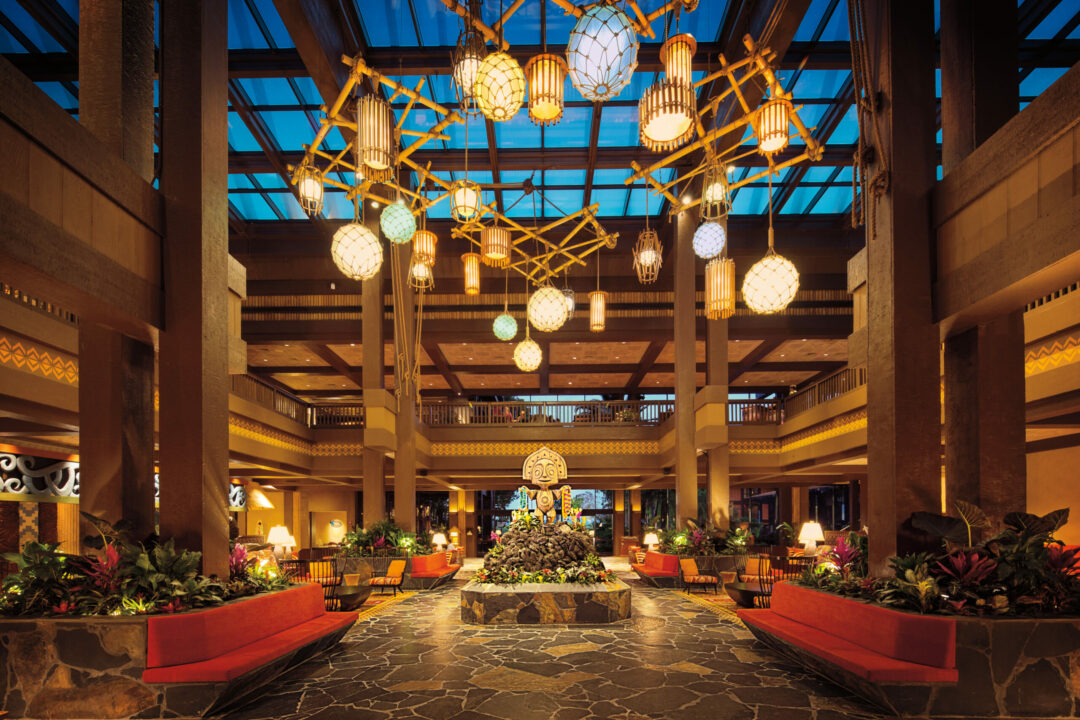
228,415,314,455
1025,333,1080,376
0,452,80,500
780,409,868,452
430,440,659,457
0,335,79,385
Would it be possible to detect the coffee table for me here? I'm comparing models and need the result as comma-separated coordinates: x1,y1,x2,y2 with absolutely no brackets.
723,581,768,608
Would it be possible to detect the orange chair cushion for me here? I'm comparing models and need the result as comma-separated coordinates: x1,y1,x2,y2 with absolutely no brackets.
410,553,461,578
370,576,402,586
685,575,718,584
385,560,406,577
632,551,679,577
679,558,700,577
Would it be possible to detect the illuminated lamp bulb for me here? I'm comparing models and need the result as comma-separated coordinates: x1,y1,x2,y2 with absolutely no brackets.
527,285,569,332
633,228,663,284
493,313,518,341
409,256,434,290
514,337,542,372
462,252,481,296
356,95,397,181
330,223,383,281
742,250,799,314
701,163,730,221
475,51,526,122
660,33,695,87
566,3,638,101
639,80,695,152
379,201,416,244
705,256,736,320
452,28,486,111
450,179,482,222
481,225,510,266
413,229,437,266
692,222,727,259
589,290,607,332
756,95,792,155
563,287,576,317
525,53,568,126
295,160,323,216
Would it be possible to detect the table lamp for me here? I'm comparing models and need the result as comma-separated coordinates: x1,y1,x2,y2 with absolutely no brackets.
432,532,448,550
798,521,825,555
642,532,660,551
266,525,294,561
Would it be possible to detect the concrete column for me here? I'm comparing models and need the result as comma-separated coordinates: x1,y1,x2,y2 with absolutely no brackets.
392,242,417,532
706,314,730,529
158,0,230,576
673,211,698,526
940,0,1025,522
361,224,386,529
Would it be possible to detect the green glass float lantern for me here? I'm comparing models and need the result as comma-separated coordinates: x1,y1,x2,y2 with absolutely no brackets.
493,312,518,341
379,201,416,244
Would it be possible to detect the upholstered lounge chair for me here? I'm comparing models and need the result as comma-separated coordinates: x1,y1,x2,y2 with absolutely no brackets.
370,559,406,596
679,558,719,594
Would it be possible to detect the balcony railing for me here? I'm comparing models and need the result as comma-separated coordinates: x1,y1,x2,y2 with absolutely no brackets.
421,400,675,427
728,399,783,424
782,366,867,420
230,374,309,425
310,404,364,428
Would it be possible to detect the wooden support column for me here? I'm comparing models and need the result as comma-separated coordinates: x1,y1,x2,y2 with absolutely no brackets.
674,212,698,527
158,0,230,577
864,0,941,571
706,313,730,529
630,489,642,538
613,491,625,553
75,0,157,545
940,0,1025,521
362,210,386,528
392,242,417,532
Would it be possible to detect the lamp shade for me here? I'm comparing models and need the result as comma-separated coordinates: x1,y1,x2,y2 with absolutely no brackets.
692,222,726,259
452,28,486,110
380,202,416,244
642,532,660,547
462,253,481,295
356,95,397,180
639,80,695,152
475,51,526,122
413,229,437,266
432,532,448,546
409,257,434,290
562,287,576,317
514,337,542,372
798,521,825,544
481,225,511,265
566,4,638,102
331,223,383,281
742,250,799,314
701,162,730,221
660,33,695,88
633,228,663,284
527,285,570,332
589,290,607,332
266,525,293,546
246,485,275,509
525,53,568,126
450,179,482,221
295,161,323,216
705,256,735,320
493,312,518,341
756,96,792,155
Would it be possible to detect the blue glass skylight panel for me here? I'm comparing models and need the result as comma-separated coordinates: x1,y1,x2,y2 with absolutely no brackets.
1020,68,1068,98
248,173,288,189
807,186,851,214
0,3,65,51
476,0,540,45
409,0,460,45
259,110,320,150
323,125,348,152
444,114,489,148
353,1,419,47
494,112,542,147
247,0,294,48
794,0,833,41
321,191,355,220
625,188,657,216
230,193,276,219
500,190,533,218
801,165,843,182
730,185,768,214
500,170,534,183
34,82,78,110
822,0,850,41
237,78,302,106
543,107,593,147
827,105,859,144
453,170,494,185
592,188,628,215
228,113,261,151
790,70,852,101
676,0,729,41
422,194,452,219
55,0,77,20
541,188,585,217
541,169,585,185
229,175,254,190
594,169,633,185
778,186,816,214
597,105,639,146
265,192,308,220
0,24,26,52
1028,1,1079,39
228,0,270,49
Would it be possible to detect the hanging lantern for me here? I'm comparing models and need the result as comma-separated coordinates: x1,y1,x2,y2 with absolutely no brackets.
701,163,730,221
450,179,482,221
493,313,518,341
692,222,726,260
527,285,569,332
379,202,416,244
295,160,323,216
475,51,526,122
413,229,437,266
660,33,695,88
514,336,542,372
566,4,638,102
633,228,663,284
705,256,735,319
589,290,607,332
481,225,511,266
452,28,486,112
639,81,695,152
356,95,397,181
409,256,434,290
525,53,568,126
743,250,799,314
462,252,481,296
330,223,383,281
563,287,576,317
756,95,792,155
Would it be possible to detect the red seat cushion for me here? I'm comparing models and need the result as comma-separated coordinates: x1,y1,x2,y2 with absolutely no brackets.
411,553,451,576
739,608,958,684
411,561,461,578
142,612,357,684
686,575,718,584
370,576,402,586
632,560,679,578
640,551,680,576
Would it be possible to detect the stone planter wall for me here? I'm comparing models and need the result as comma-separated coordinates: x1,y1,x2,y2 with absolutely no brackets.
461,580,632,624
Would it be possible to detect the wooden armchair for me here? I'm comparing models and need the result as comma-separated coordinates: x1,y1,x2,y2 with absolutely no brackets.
370,559,406,596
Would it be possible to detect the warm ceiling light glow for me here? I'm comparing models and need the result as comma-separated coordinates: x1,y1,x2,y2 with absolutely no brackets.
566,4,638,101
693,222,727,260
409,256,434,290
481,225,511,266
475,51,526,122
452,28,486,111
743,249,799,314
450,179,482,221
525,53,568,126
379,201,416,244
756,95,792,155
633,228,663,284
639,80,695,151
514,337,542,372
493,312,518,341
413,229,437,266
527,285,570,332
331,223,383,281
705,256,735,320
701,162,730,221
589,290,607,332
295,160,323,216
357,95,397,181
660,33,695,88
563,287,576,317
462,252,481,296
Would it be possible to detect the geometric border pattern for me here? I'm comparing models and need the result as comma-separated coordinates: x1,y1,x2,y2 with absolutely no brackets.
1025,334,1080,376
0,334,79,385
430,440,660,457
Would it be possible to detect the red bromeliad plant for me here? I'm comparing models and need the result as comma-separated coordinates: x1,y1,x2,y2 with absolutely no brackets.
933,550,998,587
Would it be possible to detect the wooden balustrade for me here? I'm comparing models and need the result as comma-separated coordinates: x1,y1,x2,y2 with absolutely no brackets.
420,399,674,426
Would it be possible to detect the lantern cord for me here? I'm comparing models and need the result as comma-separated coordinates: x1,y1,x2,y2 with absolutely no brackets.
504,267,509,313
767,170,775,253
847,0,889,236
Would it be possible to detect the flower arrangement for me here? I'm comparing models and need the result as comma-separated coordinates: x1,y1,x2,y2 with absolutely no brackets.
339,519,420,557
474,554,616,585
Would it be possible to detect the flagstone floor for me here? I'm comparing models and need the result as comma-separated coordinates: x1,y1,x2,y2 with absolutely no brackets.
226,576,888,720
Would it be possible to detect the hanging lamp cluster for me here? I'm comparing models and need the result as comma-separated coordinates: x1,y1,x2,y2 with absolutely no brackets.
640,33,697,152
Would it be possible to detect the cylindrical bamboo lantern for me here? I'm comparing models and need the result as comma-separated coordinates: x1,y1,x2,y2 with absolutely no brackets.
705,256,736,319
462,252,481,295
413,229,437,266
295,161,323,216
660,33,696,88
756,96,792,154
589,290,607,332
481,225,511,266
525,53,569,126
357,95,397,180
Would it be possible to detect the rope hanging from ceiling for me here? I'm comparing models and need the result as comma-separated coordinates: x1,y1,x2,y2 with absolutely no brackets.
847,0,890,235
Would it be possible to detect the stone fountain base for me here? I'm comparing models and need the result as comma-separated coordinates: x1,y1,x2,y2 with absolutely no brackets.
460,579,632,624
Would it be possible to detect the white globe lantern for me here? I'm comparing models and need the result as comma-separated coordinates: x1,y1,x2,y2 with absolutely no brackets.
527,285,570,332
566,4,639,102
330,223,383,281
692,222,727,259
742,251,800,314
514,337,542,372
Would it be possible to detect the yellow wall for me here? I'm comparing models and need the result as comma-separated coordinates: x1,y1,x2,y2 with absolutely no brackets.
245,490,285,540
1027,445,1080,545
301,488,356,549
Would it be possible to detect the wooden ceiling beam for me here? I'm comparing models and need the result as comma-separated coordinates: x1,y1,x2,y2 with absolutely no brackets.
423,341,465,397
728,338,784,384
625,340,665,391
304,343,365,387
249,360,845,376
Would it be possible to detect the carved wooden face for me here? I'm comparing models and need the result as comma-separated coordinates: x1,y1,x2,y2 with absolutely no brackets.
530,458,560,488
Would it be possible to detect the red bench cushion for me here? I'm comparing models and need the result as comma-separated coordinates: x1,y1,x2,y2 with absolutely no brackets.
633,551,679,577
410,554,461,578
142,611,356,683
739,608,958,684
768,583,956,669
145,584,326,668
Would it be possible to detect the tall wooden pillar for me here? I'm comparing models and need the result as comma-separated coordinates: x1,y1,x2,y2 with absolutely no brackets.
450,490,476,557
158,0,230,576
629,489,642,538
864,0,941,571
392,242,417,532
674,212,698,526
613,491,625,553
706,313,730,529
361,211,386,528
76,0,157,544
940,0,1025,521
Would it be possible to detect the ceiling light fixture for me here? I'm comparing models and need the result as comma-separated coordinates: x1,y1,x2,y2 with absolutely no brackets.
481,224,511,266
493,267,518,341
514,327,542,372
380,201,416,244
528,284,570,332
756,94,793,155
705,255,735,320
476,51,525,122
462,252,481,296
409,255,434,290
566,3,638,101
633,188,662,284
640,34,696,152
413,229,437,266
356,95,397,182
452,19,486,113
701,162,730,221
295,159,323,216
743,172,799,314
331,220,383,282
692,221,726,259
525,53,568,126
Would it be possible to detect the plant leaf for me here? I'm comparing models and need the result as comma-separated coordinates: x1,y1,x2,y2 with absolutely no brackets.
954,500,990,529
911,511,967,543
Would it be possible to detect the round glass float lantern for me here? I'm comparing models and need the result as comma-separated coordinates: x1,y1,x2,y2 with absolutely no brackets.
514,336,542,372
356,95,397,181
413,229,437,266
330,223,383,281
589,290,607,332
756,95,792,155
742,248,800,314
639,80,695,152
379,202,416,244
692,222,726,259
461,252,481,296
565,3,639,102
452,28,486,112
493,312,518,341
450,179,482,221
295,160,323,216
525,53,568,126
527,285,569,332
475,51,526,122
481,225,511,266
633,228,663,284
563,287,576,317
705,256,735,319
409,256,434,290
701,163,730,221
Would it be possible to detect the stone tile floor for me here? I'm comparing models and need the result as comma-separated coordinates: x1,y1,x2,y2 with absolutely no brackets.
226,576,889,720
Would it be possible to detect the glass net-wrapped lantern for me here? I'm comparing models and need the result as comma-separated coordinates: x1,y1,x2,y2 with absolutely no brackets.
475,51,526,122
450,179,482,221
379,202,416,244
331,223,383,281
566,4,638,102
692,222,726,259
493,312,518,341
756,95,792,155
452,28,486,112
589,290,607,332
527,285,569,332
705,256,735,319
701,162,730,221
481,225,511,266
633,228,663,284
295,160,323,216
525,53,568,126
413,229,437,266
514,336,542,372
563,287,576,317
356,95,397,182
409,256,434,290
462,252,481,296
742,244,799,314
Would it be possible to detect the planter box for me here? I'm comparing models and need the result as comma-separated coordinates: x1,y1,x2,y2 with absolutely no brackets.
460,580,632,624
